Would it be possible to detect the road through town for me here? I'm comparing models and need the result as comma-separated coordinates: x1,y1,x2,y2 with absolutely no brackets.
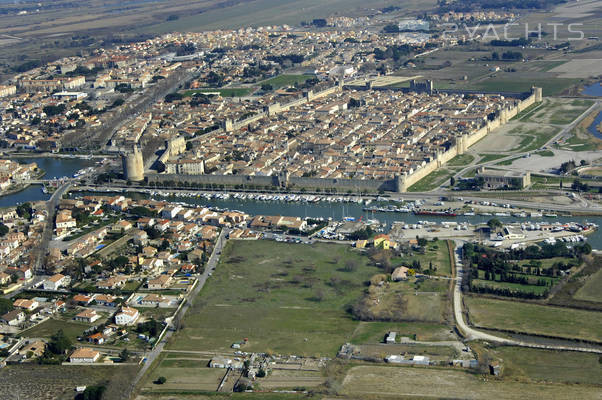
126,227,229,398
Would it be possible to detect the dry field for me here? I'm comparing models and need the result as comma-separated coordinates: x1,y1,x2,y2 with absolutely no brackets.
341,365,602,399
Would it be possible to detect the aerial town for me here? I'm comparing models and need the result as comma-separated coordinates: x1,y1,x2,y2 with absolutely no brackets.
0,0,601,399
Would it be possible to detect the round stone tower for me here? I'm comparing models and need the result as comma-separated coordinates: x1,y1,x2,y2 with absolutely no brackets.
122,145,144,182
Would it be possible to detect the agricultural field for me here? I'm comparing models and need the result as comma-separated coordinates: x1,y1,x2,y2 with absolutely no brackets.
490,346,602,386
166,240,381,356
0,364,137,400
341,365,602,399
464,296,602,342
259,369,324,390
143,356,224,393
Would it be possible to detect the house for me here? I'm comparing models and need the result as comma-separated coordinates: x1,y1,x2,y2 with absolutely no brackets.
139,293,170,307
111,220,133,233
43,273,67,290
385,331,397,344
70,347,100,363
147,275,172,290
187,248,204,262
114,306,139,325
93,294,119,307
19,340,46,358
13,298,39,311
373,234,391,250
355,240,368,249
72,294,93,306
1,309,25,326
0,272,11,285
96,275,127,290
87,332,105,345
391,266,410,281
74,309,100,323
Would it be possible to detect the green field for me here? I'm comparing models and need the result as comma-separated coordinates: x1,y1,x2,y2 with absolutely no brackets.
493,346,602,385
168,240,381,356
471,279,550,296
20,318,92,343
479,154,507,163
140,0,425,33
258,74,313,89
349,321,454,344
574,267,602,303
144,356,224,393
447,154,475,167
392,240,453,277
407,168,452,192
182,88,254,97
467,77,580,97
465,296,602,342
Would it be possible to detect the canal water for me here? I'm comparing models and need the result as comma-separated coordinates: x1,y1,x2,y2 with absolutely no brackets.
4,157,602,249
582,82,602,97
0,157,96,207
151,192,602,250
587,110,602,140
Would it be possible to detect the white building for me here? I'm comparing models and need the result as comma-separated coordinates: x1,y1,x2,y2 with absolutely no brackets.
115,306,139,325
43,274,67,290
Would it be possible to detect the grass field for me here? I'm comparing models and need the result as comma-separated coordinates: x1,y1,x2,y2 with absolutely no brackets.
466,77,580,97
144,361,224,392
447,154,475,167
465,296,602,342
141,0,430,33
574,266,602,303
167,240,381,356
492,346,602,386
258,74,313,89
471,279,550,295
407,168,452,192
341,365,602,399
20,318,92,343
479,154,507,163
392,240,453,277
182,88,254,97
349,321,455,344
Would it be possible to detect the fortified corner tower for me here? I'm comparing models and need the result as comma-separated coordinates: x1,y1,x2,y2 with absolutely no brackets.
122,145,144,182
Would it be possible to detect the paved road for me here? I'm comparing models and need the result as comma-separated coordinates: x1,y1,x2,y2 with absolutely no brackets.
451,240,602,353
126,227,229,398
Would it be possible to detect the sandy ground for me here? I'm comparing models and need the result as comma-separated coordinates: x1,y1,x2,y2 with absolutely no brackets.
506,149,601,172
550,59,602,78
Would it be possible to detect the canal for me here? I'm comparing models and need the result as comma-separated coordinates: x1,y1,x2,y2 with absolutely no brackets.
147,192,602,250
4,157,602,249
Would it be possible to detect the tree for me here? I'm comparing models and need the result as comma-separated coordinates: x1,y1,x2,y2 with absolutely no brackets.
450,176,456,186
81,385,106,400
487,218,503,232
0,298,13,314
0,223,8,237
120,348,130,362
155,376,167,385
261,83,273,91
48,329,72,355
